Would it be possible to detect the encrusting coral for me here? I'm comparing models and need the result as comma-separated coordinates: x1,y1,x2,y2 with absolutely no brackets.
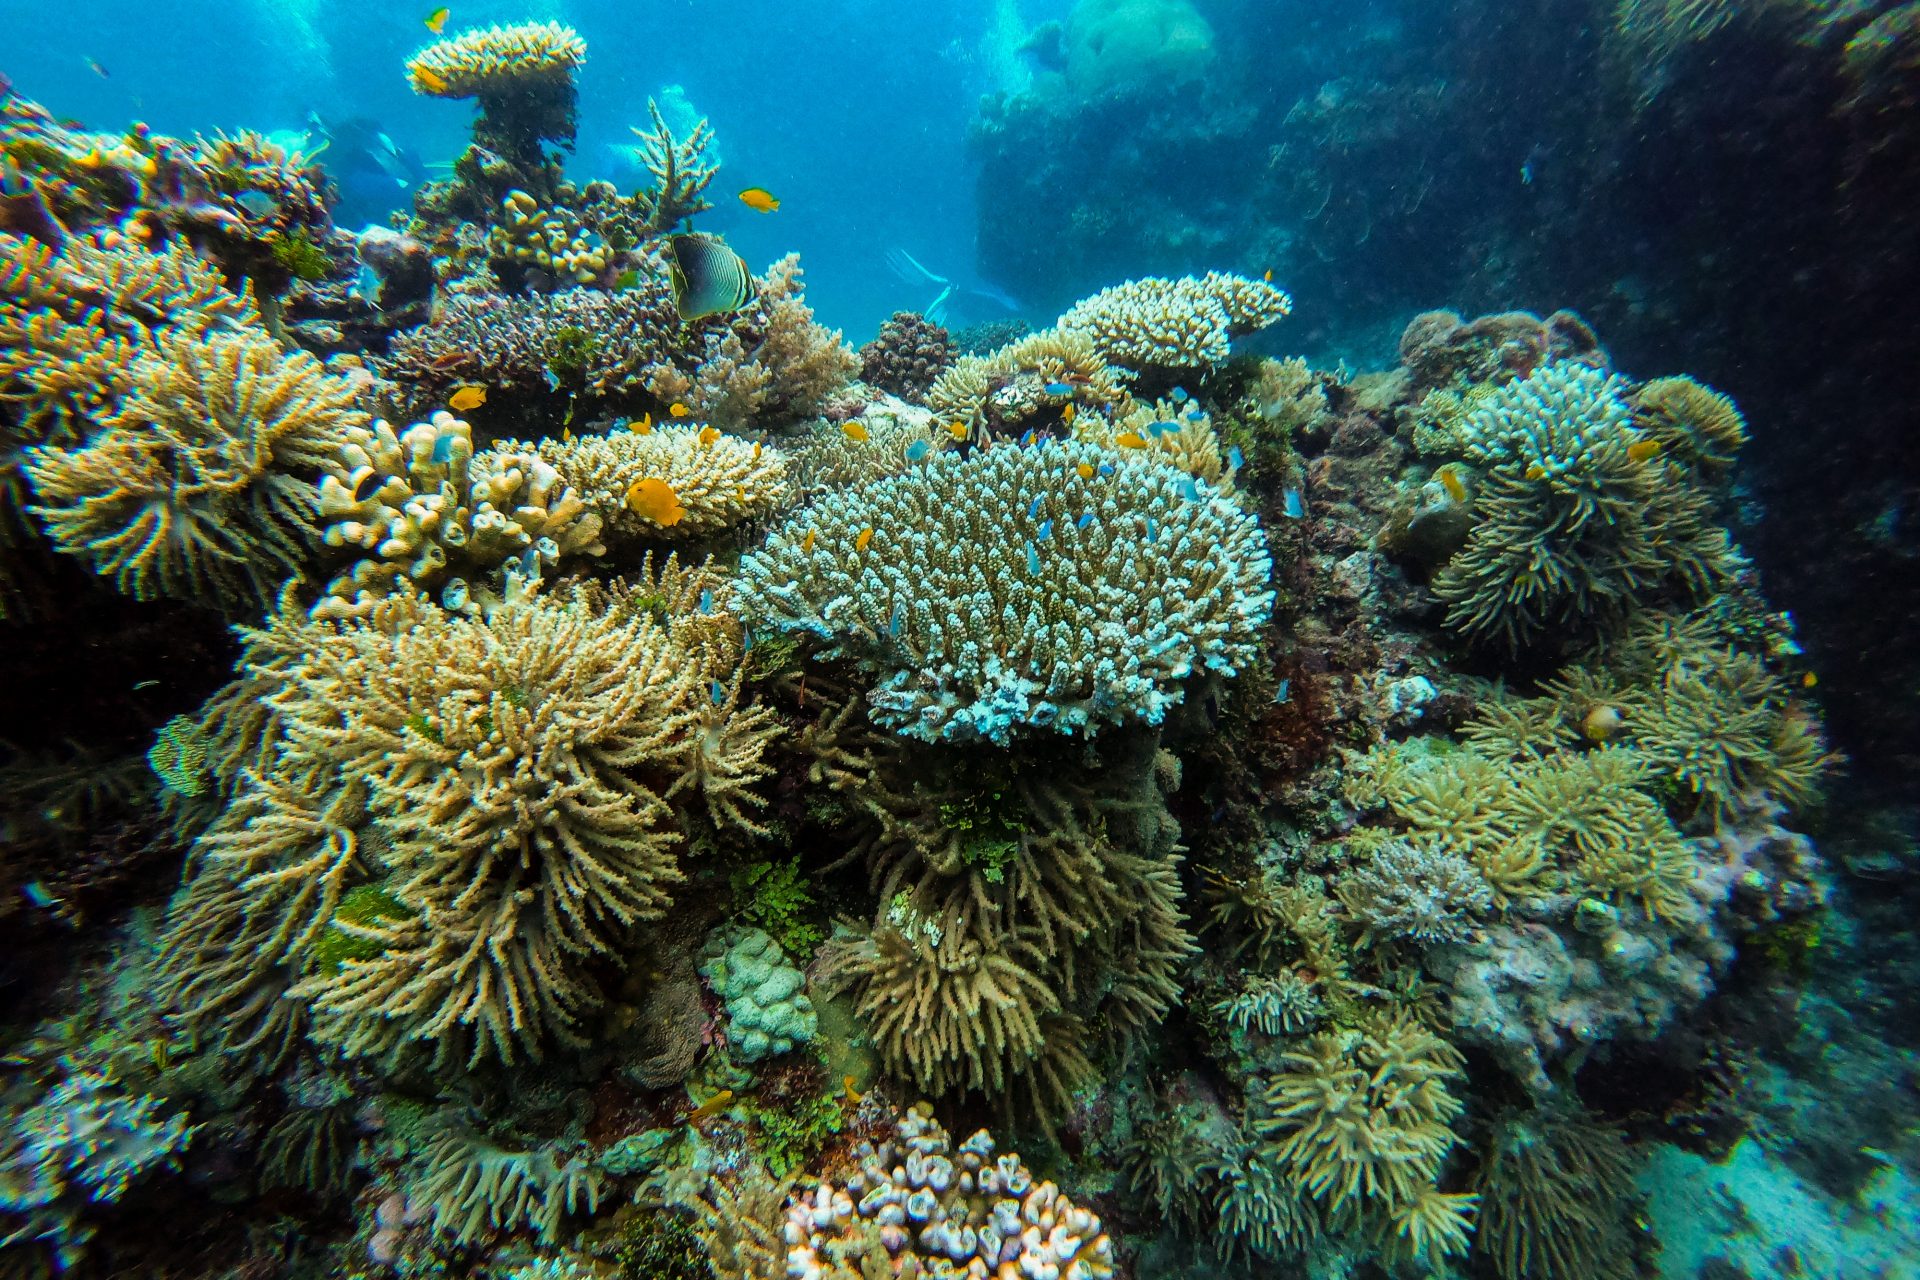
156,563,780,1070
533,422,789,544
1057,271,1293,372
25,324,362,607
740,439,1273,744
782,1102,1115,1280
314,411,606,618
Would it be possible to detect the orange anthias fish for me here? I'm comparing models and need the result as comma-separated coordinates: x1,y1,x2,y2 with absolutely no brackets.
1626,438,1663,462
625,477,686,527
946,421,969,442
1076,462,1096,480
698,425,720,447
424,6,450,33
842,420,869,442
413,65,450,94
669,402,692,418
854,526,874,553
738,187,781,213
1116,431,1148,450
1061,403,1077,424
688,1089,734,1123
448,384,487,411
632,412,653,434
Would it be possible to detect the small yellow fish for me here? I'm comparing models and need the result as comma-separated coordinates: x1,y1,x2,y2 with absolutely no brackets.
1626,439,1663,462
1116,431,1148,450
633,412,653,435
424,6,450,33
413,64,450,94
669,402,692,418
698,425,720,447
448,384,487,411
1801,671,1818,689
738,187,781,213
1582,704,1624,742
1263,268,1273,282
842,420,869,442
855,526,874,553
1076,462,1095,480
625,477,686,527
1062,403,1077,424
752,441,762,459
803,528,818,553
1437,467,1466,502
1525,463,1547,481
843,1074,863,1103
688,1089,734,1123
946,421,970,442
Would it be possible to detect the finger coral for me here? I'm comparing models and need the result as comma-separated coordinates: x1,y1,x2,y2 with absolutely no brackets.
533,422,789,543
740,440,1273,744
314,412,604,618
1057,271,1293,373
25,325,362,607
156,568,780,1070
1430,361,1739,650
783,1102,1115,1280
406,21,587,98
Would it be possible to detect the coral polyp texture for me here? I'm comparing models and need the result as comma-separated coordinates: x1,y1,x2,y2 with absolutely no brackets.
783,1103,1114,1280
534,422,789,542
1057,271,1293,372
25,326,361,606
740,439,1274,743
314,411,605,617
406,21,587,97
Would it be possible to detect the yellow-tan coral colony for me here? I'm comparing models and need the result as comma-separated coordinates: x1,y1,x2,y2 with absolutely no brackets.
406,21,587,97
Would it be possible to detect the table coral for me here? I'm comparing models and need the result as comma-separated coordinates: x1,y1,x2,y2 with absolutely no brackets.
406,21,587,99
1057,271,1293,372
740,440,1273,744
783,1102,1115,1280
25,325,362,607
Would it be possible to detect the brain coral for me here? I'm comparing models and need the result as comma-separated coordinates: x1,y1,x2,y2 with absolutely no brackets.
738,439,1274,743
406,21,586,97
1058,271,1293,372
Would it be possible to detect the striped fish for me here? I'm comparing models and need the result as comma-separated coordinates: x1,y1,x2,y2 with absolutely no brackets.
666,232,758,321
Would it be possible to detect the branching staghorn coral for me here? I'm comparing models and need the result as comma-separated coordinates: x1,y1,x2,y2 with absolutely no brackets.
156,567,780,1070
533,422,789,543
626,97,719,235
783,1103,1115,1280
1430,361,1739,650
1255,1014,1475,1264
644,255,858,430
1473,1105,1642,1280
786,404,951,498
314,412,605,618
25,325,362,607
740,440,1273,744
1057,271,1293,372
925,326,1132,442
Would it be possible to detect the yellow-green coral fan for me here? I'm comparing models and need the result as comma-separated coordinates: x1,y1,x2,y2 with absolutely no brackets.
534,422,789,542
1058,271,1293,372
25,326,361,606
156,566,780,1070
406,21,586,97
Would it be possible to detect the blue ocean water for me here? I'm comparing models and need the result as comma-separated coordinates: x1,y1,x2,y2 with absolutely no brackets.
3,1,1919,1277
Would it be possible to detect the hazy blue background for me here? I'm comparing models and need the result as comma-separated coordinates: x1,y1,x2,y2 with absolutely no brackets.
0,0,1091,339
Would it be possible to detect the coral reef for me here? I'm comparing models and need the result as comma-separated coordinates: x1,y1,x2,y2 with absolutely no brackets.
783,1103,1114,1280
314,412,605,618
857,310,955,402
925,326,1132,443
698,927,816,1064
1057,271,1293,373
740,440,1273,744
534,422,789,544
